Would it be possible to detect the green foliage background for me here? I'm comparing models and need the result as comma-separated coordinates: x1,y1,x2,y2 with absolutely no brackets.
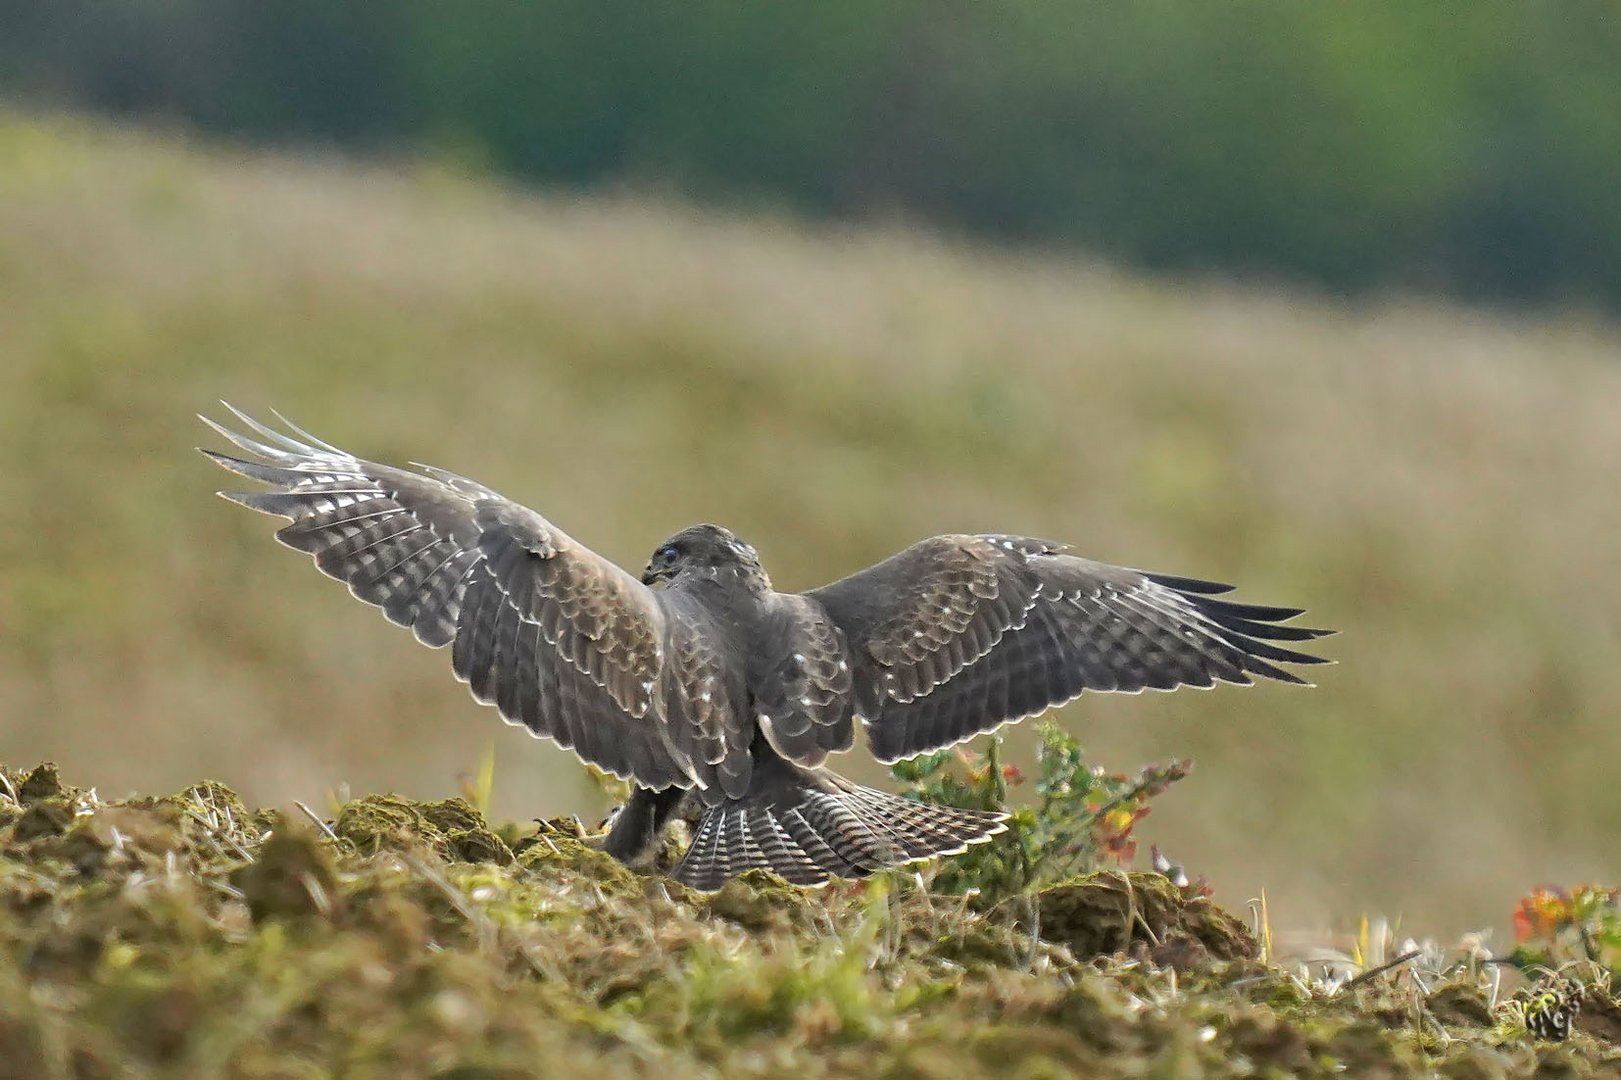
4,3,1621,305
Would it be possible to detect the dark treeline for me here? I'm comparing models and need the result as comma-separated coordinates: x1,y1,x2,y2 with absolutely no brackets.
5,1,1619,307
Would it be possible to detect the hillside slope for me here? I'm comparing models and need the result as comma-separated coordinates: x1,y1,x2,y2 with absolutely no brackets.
1,112,1618,936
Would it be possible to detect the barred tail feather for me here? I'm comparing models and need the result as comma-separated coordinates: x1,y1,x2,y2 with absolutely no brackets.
672,761,1006,892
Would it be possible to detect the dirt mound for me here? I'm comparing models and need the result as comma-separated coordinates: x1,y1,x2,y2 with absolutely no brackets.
3,762,1617,1078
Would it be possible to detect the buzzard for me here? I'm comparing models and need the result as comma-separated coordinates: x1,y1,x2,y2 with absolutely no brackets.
202,406,1330,890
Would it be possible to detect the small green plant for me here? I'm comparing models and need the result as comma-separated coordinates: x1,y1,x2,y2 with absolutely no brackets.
890,720,1194,904
1495,972,1585,1043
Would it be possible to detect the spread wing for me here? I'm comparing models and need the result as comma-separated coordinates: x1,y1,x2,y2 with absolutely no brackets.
805,534,1332,763
200,405,713,792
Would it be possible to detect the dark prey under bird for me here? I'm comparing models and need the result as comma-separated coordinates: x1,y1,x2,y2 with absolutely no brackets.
201,406,1332,891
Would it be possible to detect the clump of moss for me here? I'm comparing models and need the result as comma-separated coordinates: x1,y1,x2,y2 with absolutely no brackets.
514,817,639,893
232,815,341,922
692,868,820,933
1429,980,1497,1028
3,759,1619,1079
1578,989,1621,1045
334,792,514,868
1036,870,1257,967
16,762,68,803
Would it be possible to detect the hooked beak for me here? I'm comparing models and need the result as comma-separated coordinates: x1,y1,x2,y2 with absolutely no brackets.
640,566,668,586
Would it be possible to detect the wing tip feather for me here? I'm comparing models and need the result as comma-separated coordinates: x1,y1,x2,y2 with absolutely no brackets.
215,488,291,517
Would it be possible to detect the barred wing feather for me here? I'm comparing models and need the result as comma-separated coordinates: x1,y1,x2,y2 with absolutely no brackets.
200,405,696,791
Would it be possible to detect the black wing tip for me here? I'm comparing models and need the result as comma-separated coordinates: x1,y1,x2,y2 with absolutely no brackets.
1237,645,1339,687
1144,571,1236,596
1254,665,1310,686
1231,634,1333,670
1152,573,1337,640
1201,598,1307,621
1142,569,1337,680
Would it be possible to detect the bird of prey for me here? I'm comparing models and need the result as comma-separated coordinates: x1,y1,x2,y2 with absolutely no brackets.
201,406,1331,891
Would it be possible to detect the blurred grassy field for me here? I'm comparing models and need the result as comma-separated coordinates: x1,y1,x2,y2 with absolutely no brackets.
1,111,1617,937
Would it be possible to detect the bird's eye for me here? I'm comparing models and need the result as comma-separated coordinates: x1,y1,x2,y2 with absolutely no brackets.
657,546,679,566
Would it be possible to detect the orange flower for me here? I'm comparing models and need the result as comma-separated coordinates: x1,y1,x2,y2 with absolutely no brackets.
1512,886,1571,944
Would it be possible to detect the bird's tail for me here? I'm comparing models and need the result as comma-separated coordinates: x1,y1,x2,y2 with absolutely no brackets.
671,756,1007,892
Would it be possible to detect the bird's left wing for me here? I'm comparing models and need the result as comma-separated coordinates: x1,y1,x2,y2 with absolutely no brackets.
200,405,696,791
806,534,1333,763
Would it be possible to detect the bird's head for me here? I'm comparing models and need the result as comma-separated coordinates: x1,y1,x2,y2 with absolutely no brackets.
641,523,770,591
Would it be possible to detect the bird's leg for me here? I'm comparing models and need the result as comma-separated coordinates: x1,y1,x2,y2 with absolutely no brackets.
600,785,689,867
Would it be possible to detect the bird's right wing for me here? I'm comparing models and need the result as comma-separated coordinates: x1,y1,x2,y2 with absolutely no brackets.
200,405,706,792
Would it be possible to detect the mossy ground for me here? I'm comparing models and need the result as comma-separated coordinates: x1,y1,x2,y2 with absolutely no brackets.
3,764,1617,1078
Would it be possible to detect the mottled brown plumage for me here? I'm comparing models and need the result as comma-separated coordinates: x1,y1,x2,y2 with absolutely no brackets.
203,406,1331,890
